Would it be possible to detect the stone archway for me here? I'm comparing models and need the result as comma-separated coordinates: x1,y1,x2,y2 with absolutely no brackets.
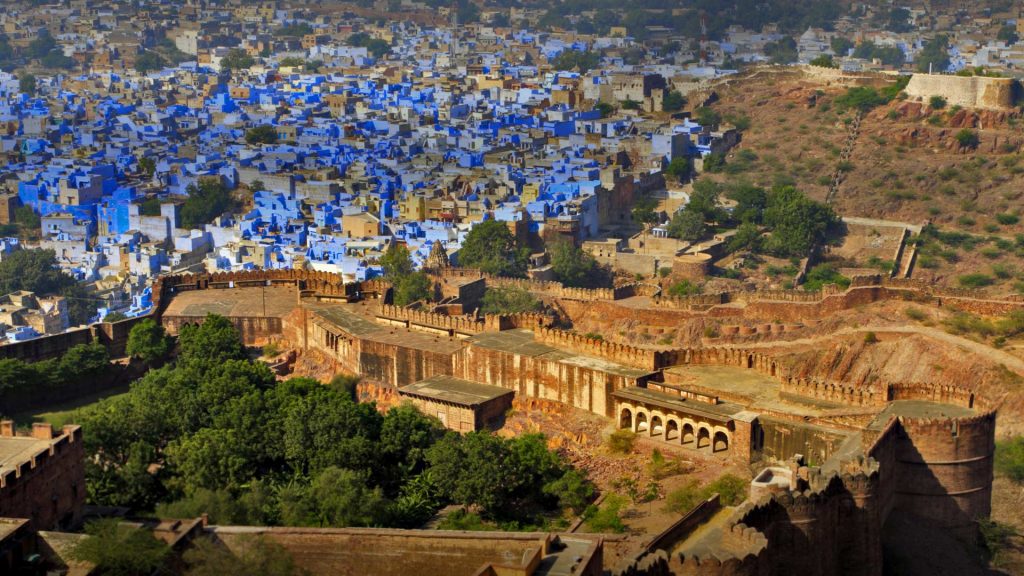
666,420,679,441
650,415,664,437
636,412,649,433
697,427,711,449
620,408,633,430
682,422,695,445
713,431,729,453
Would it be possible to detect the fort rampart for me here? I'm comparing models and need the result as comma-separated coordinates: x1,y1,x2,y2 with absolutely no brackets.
905,73,1018,110
0,424,85,531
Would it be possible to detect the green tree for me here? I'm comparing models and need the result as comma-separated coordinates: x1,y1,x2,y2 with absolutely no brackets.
955,129,979,149
168,427,253,492
549,241,610,288
138,157,156,177
18,73,36,96
245,125,279,145
220,49,255,70
543,468,594,514
666,209,706,242
177,314,246,371
393,272,432,306
662,90,686,112
0,248,77,297
103,311,128,322
809,54,836,68
26,30,56,59
631,196,659,227
762,186,838,257
41,51,75,70
916,35,950,73
458,220,528,277
135,50,167,73
72,519,170,576
274,23,314,38
180,180,235,229
126,318,172,365
695,107,721,127
480,286,539,314
594,102,616,118
184,535,308,576
664,157,690,183
764,36,798,64
884,7,912,33
996,436,1024,482
727,183,767,224
998,24,1019,46
309,466,388,527
15,205,40,230
802,263,851,291
380,243,414,279
551,50,601,73
830,37,854,56
667,280,702,297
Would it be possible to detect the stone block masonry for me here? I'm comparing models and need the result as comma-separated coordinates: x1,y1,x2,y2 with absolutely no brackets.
905,73,1018,111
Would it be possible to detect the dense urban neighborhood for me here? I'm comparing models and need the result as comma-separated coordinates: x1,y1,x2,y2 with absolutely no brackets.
0,1,1023,575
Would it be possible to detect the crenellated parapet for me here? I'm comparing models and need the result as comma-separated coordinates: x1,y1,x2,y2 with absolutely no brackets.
535,327,659,370
887,382,976,408
377,304,486,334
781,377,885,407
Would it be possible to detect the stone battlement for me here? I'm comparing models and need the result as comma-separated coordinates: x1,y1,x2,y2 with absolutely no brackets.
535,327,659,370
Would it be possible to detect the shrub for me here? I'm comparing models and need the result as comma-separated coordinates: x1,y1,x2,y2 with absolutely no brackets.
958,273,995,288
929,95,947,109
996,213,1020,225
863,331,879,344
582,494,627,533
802,263,851,291
664,474,747,514
955,129,980,149
667,280,702,297
995,436,1024,482
607,430,635,454
904,307,926,321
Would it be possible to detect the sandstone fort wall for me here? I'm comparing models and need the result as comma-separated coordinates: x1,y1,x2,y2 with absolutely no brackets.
905,73,1018,110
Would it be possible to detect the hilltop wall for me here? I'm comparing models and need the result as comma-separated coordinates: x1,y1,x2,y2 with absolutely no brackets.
905,73,1018,110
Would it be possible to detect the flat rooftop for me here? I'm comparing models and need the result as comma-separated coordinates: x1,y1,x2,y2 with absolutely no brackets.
162,285,298,318
305,301,465,355
468,329,652,379
664,364,841,418
613,386,743,423
0,436,52,474
400,375,513,406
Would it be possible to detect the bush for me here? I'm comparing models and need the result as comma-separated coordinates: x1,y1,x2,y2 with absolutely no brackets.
958,273,995,288
995,436,1024,483
480,286,540,314
664,474,747,514
582,494,627,533
904,307,926,321
607,429,635,454
929,95,947,109
802,263,851,291
245,125,279,145
863,331,879,344
667,280,702,297
996,213,1019,225
955,129,980,149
